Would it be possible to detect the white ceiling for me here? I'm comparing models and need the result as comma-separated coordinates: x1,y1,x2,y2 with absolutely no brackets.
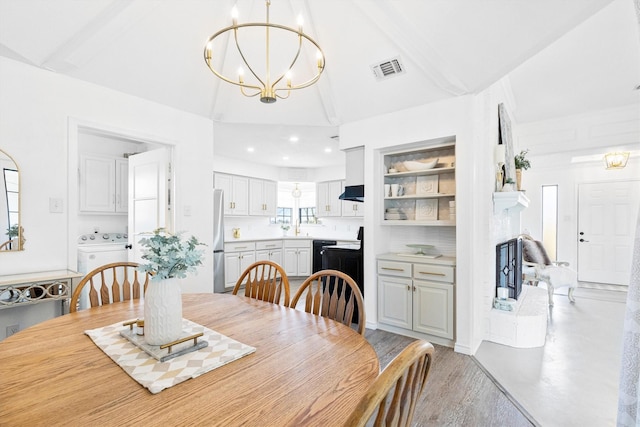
1,0,638,167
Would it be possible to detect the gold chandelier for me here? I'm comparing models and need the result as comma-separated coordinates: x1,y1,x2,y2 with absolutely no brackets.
603,152,630,169
204,0,325,104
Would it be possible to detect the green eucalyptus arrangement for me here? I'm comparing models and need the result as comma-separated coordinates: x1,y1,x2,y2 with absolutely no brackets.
138,228,205,281
6,224,19,239
514,149,531,170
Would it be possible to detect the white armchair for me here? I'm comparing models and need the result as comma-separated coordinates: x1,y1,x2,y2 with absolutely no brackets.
520,234,577,306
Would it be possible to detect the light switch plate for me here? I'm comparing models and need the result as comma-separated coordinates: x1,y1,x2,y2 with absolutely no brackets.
49,197,63,213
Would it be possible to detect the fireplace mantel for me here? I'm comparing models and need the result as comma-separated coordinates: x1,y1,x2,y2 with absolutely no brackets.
493,191,530,214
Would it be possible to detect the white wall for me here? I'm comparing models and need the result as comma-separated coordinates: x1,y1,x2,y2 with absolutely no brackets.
0,57,214,337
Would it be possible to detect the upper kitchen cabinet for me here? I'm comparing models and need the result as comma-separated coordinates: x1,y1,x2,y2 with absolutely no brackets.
381,141,455,226
215,173,249,216
79,154,128,213
249,178,277,216
316,180,343,217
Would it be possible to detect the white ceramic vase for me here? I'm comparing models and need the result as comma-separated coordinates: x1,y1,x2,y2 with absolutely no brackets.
144,278,183,346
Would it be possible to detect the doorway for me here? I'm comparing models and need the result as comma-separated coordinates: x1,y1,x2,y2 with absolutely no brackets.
577,180,640,285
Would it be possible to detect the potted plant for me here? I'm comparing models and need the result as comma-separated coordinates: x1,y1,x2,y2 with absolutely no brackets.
138,228,205,345
502,178,516,192
281,224,290,236
514,149,531,191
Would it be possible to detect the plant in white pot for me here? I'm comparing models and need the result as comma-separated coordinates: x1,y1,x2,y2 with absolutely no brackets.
514,149,531,191
138,228,205,345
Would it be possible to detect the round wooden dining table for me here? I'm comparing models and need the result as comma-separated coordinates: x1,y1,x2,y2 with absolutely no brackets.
0,293,379,426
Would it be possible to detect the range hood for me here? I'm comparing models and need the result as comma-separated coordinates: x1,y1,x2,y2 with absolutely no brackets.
339,147,365,202
339,185,364,202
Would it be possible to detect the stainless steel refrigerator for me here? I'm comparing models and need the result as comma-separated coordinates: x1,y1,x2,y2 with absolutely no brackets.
213,189,226,293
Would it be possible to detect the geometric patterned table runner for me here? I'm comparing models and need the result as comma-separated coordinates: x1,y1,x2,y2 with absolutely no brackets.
85,318,256,394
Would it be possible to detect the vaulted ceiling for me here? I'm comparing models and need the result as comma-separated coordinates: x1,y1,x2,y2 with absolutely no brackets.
1,0,638,167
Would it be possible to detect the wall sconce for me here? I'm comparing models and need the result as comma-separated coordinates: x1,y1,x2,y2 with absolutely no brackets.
603,152,629,170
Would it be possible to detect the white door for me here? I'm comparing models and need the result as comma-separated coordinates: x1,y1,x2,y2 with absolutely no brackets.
128,149,171,263
578,181,640,285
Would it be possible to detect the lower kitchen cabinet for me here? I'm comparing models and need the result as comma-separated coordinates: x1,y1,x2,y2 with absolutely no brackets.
255,240,283,265
377,254,456,344
284,240,311,277
224,242,256,290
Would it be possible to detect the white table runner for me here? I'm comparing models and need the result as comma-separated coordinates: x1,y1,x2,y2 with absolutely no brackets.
85,318,256,394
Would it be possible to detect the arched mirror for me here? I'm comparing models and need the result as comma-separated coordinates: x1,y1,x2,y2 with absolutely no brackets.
0,149,23,251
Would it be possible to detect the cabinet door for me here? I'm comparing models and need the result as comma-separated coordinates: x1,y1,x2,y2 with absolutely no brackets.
240,250,255,273
214,173,234,215
248,179,264,216
115,159,128,213
316,182,330,217
283,248,299,276
262,180,277,216
224,252,242,289
80,155,115,212
270,249,283,266
296,248,311,276
413,280,454,339
231,176,249,216
255,249,270,262
327,180,343,217
377,276,412,329
342,200,363,217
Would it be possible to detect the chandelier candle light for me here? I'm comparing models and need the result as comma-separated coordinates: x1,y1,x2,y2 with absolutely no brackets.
204,0,326,103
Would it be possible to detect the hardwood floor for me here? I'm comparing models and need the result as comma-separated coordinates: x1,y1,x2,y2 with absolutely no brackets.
290,278,532,425
365,329,533,426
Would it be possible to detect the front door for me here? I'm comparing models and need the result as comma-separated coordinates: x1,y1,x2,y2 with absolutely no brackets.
127,149,172,263
577,180,640,285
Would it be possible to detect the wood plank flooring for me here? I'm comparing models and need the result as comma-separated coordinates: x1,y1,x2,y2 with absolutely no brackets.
366,329,533,426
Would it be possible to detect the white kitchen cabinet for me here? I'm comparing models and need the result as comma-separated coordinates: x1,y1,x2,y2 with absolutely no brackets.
249,178,277,216
377,255,455,344
284,240,311,276
79,154,128,213
215,173,249,216
382,141,455,226
224,242,256,290
255,240,283,265
316,180,343,217
342,200,364,217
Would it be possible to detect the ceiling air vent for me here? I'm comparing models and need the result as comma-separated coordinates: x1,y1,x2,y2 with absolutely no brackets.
371,57,405,81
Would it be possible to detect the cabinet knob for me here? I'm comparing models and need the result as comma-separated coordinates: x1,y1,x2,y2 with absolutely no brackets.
407,285,411,291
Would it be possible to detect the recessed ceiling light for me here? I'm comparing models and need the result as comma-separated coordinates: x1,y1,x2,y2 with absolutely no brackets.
283,156,289,160
289,136,299,143
324,148,332,153
247,147,255,152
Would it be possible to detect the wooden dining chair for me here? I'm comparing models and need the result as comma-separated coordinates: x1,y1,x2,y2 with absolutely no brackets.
232,260,291,306
70,262,150,312
289,269,365,335
343,339,435,427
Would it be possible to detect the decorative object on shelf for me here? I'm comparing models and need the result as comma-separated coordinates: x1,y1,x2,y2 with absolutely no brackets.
603,151,629,169
384,184,391,197
138,228,205,346
203,0,325,104
416,175,438,195
514,149,531,191
384,208,407,220
403,158,438,171
281,224,290,236
400,244,442,258
449,200,456,221
498,103,517,185
390,183,401,197
502,178,516,192
415,199,438,220
495,144,506,192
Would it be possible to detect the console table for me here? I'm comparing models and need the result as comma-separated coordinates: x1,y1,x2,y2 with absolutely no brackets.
0,270,83,312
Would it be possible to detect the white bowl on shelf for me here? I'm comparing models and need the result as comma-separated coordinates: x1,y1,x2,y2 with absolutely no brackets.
403,158,438,171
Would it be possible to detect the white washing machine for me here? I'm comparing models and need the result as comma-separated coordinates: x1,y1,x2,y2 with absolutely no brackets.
77,232,129,310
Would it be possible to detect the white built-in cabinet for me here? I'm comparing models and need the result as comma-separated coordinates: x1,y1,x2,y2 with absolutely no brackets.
283,240,311,276
316,180,343,217
214,173,249,216
377,254,456,344
382,142,456,225
342,198,364,217
255,240,283,265
224,241,256,290
249,178,277,216
79,154,128,213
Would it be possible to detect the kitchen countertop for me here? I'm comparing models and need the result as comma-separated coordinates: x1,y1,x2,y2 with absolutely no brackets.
225,237,359,244
378,253,456,266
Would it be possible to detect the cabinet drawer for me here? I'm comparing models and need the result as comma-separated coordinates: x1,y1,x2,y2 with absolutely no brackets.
225,242,256,252
284,239,311,249
256,240,282,251
413,264,454,283
377,260,411,278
